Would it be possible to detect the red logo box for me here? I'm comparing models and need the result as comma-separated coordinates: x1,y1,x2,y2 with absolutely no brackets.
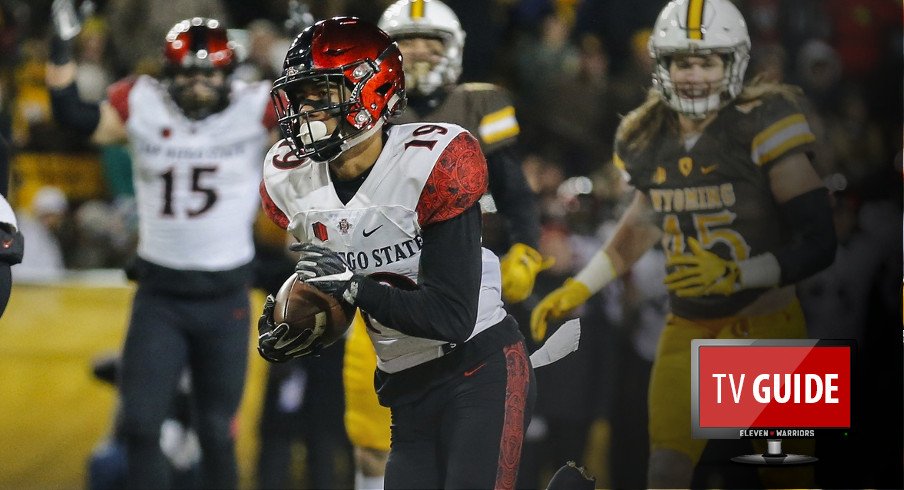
691,339,853,439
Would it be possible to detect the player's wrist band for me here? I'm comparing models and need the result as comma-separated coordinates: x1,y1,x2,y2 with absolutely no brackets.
574,250,616,294
737,253,781,289
343,275,362,304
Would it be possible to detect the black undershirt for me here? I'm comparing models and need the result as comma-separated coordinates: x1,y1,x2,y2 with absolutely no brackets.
484,147,541,249
331,167,483,343
330,165,374,205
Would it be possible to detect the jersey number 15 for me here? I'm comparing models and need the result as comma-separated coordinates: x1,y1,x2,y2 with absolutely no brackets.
159,166,219,218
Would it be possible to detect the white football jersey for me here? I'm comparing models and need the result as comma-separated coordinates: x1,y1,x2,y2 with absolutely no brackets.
261,123,507,373
123,76,271,270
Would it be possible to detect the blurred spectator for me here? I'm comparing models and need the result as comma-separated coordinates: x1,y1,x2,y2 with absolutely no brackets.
14,185,67,282
824,0,903,154
67,198,135,269
777,0,832,60
73,17,114,103
544,33,610,176
513,12,579,155
574,0,661,74
0,0,27,156
232,19,289,83
824,0,901,81
522,151,566,221
742,0,782,45
748,42,787,83
793,39,842,115
444,0,513,83
11,37,91,152
822,86,889,192
604,28,654,146
10,38,51,150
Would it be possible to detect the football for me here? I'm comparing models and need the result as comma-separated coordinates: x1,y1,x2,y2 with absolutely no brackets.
272,273,356,355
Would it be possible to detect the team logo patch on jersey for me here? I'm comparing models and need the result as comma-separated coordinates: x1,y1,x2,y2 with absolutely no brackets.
679,157,694,177
312,222,329,241
338,218,351,235
653,166,667,185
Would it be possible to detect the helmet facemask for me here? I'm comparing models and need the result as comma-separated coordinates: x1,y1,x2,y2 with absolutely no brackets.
272,61,385,163
397,34,456,96
272,17,406,162
652,46,749,119
166,67,231,120
378,0,465,97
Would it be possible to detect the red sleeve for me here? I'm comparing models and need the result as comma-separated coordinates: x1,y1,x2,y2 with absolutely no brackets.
259,181,289,230
416,131,488,226
106,77,136,123
261,100,278,130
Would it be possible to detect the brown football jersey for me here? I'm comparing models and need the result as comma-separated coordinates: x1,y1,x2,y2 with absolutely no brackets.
392,82,519,155
614,93,817,319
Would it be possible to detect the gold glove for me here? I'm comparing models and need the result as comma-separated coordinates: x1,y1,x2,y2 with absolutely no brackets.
530,278,591,342
500,243,555,303
664,237,740,297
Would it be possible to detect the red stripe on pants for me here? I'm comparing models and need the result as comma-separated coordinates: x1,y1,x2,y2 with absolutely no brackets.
495,341,530,490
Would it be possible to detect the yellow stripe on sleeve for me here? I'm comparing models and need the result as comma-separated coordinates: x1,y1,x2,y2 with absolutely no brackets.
757,133,816,166
751,113,815,165
481,105,516,125
753,113,807,149
478,106,520,145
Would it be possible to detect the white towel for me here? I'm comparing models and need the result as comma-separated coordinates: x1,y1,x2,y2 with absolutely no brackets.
530,319,581,368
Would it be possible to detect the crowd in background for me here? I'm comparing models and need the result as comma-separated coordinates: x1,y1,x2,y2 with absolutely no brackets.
0,0,901,488
1,0,899,277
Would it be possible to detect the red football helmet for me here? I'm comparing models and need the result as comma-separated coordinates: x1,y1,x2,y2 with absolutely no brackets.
271,17,406,162
162,18,235,119
163,17,235,72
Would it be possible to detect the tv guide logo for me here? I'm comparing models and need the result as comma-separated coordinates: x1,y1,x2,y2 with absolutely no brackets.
691,339,853,439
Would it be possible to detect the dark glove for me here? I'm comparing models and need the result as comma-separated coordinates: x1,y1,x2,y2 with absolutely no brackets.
256,294,321,362
291,242,359,302
50,0,84,65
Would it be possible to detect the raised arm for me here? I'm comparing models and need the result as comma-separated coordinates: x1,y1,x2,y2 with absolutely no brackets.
45,26,127,146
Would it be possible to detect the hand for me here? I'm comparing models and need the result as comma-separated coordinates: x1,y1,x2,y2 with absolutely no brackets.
257,294,320,362
664,237,740,297
291,242,355,300
530,278,591,343
500,243,555,303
